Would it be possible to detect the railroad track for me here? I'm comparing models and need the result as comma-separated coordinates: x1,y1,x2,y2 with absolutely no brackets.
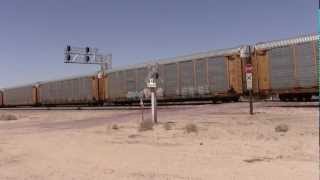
0,101,218,111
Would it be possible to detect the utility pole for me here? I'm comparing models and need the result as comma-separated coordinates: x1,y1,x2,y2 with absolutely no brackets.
240,46,253,115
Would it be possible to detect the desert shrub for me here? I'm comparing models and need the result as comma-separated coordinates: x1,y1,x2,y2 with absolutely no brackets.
0,114,18,121
163,122,172,131
138,120,154,131
128,134,139,138
185,123,198,134
111,124,119,130
275,124,289,133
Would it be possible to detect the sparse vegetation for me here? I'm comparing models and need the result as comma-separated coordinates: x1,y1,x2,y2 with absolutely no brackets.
0,114,18,121
163,122,172,131
111,124,119,130
128,134,140,138
138,120,154,131
275,124,289,133
185,123,198,134
244,157,273,163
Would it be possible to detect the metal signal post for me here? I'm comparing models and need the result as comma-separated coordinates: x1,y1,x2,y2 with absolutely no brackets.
241,46,254,115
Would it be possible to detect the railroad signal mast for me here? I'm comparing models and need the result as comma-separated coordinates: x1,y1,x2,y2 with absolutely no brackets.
64,45,112,74
240,45,254,115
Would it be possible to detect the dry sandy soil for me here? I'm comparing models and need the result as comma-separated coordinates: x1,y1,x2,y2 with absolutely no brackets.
0,102,318,180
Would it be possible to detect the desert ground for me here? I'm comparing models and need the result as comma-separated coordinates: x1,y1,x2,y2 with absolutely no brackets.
0,101,318,180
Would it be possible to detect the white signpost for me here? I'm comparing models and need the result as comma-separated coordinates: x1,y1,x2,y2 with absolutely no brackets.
245,64,253,90
147,78,157,124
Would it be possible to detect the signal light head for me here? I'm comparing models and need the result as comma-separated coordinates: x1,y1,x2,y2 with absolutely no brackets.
64,54,72,63
155,73,159,79
66,45,71,52
85,56,90,62
66,54,71,61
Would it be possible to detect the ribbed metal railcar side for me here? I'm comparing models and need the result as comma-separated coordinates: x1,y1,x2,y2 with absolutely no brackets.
107,71,127,101
180,60,195,97
107,68,149,101
207,56,229,93
106,47,242,102
268,46,295,89
295,42,316,87
253,34,318,99
195,59,209,95
126,69,138,99
174,57,229,98
163,63,179,97
136,67,148,93
3,85,35,106
38,75,97,105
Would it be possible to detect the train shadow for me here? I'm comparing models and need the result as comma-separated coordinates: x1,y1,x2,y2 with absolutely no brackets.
264,102,319,108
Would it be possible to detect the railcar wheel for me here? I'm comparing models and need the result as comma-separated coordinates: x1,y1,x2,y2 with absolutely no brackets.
304,95,312,102
286,97,292,102
211,97,220,104
290,97,296,102
279,95,286,101
232,97,240,102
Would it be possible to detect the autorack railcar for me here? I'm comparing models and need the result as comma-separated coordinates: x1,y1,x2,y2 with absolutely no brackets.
2,84,37,107
38,74,106,106
252,34,318,101
0,34,318,107
105,47,244,103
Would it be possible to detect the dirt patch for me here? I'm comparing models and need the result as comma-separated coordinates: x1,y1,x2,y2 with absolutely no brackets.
162,122,172,130
138,120,154,131
0,102,317,180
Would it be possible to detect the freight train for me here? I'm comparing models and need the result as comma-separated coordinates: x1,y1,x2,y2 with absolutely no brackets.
0,34,318,107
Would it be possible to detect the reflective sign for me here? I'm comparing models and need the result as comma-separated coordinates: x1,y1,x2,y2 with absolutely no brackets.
246,73,253,90
245,64,253,73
